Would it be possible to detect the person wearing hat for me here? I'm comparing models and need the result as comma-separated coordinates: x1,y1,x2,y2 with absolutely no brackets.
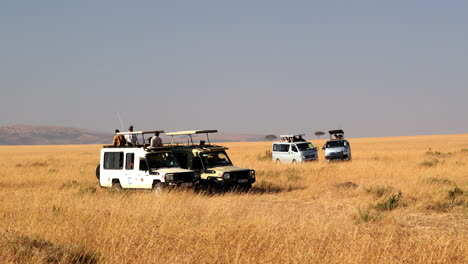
112,129,126,146
125,125,138,146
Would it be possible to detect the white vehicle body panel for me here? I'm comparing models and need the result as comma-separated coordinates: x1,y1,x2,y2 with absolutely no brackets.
99,147,194,189
272,142,318,164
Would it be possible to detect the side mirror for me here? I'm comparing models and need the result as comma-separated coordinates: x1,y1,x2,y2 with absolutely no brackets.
315,147,318,151
322,146,325,150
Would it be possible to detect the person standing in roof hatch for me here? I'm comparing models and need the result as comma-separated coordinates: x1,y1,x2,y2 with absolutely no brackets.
150,131,162,147
112,129,126,147
125,125,138,146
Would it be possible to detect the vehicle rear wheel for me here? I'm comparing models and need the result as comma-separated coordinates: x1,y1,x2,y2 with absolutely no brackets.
95,164,100,180
276,159,281,164
152,182,164,194
112,182,122,190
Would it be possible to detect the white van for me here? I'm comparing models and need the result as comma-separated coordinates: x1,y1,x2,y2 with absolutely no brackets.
322,130,352,162
272,134,318,163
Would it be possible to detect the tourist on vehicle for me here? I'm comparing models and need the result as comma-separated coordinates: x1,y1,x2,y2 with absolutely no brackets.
112,129,126,146
125,125,138,146
150,131,162,147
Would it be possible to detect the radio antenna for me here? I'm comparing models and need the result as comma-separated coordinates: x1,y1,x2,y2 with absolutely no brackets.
117,112,125,130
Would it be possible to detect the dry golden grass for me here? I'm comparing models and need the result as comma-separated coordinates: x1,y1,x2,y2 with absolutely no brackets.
0,135,467,263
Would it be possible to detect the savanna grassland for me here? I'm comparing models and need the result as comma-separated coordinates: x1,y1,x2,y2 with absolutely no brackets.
0,135,467,264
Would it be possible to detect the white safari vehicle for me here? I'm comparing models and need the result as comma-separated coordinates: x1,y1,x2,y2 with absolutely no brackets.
96,130,197,193
166,130,256,192
272,134,319,163
322,130,352,162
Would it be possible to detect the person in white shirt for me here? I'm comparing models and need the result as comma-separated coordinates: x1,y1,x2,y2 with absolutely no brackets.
125,125,138,145
150,131,162,147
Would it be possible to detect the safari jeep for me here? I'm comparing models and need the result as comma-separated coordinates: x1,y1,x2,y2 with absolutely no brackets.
166,130,256,192
272,134,319,163
322,129,352,162
96,130,197,193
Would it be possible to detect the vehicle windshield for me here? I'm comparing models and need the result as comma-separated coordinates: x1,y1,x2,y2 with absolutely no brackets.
201,151,232,168
296,142,316,151
146,152,179,169
325,140,347,148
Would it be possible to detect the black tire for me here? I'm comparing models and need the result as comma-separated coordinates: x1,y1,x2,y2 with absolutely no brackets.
207,181,219,194
239,183,252,192
152,182,164,194
292,159,297,164
95,164,100,180
112,182,122,190
276,159,281,164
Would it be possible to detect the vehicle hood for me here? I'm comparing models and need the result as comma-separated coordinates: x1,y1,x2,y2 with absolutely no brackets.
299,149,318,154
209,166,251,174
325,147,348,153
153,167,193,174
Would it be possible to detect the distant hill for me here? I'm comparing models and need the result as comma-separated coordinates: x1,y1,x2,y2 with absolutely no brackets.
0,125,112,145
0,125,268,145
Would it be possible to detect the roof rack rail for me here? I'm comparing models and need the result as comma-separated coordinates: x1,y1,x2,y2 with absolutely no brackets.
166,130,218,145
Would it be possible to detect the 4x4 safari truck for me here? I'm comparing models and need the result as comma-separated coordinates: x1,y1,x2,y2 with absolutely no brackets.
166,130,256,192
96,130,197,193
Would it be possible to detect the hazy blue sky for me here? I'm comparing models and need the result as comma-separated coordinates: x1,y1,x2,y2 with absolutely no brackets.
1,0,467,138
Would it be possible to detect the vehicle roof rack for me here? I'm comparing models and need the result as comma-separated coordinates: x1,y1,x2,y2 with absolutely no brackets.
166,129,218,145
328,129,345,140
116,130,164,135
279,134,305,138
116,130,164,145
328,130,344,135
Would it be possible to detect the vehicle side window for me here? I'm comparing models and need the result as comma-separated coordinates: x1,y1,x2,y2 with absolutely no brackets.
125,153,135,170
174,153,188,169
278,144,289,152
273,144,278,151
139,159,148,171
291,145,298,152
104,152,124,170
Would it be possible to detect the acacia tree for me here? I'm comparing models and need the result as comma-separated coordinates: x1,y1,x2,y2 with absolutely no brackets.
314,131,325,139
265,134,277,141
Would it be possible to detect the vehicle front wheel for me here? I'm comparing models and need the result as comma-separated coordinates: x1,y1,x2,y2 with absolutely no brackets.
292,159,297,164
276,159,281,164
152,183,164,194
239,183,252,192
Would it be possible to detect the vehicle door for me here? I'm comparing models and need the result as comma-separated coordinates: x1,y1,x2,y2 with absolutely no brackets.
101,151,126,187
273,143,290,163
123,152,147,188
290,144,300,163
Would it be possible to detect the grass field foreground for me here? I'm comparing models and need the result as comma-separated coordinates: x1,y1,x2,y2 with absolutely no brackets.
0,134,467,263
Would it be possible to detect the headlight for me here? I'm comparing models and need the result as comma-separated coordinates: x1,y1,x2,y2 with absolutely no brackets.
249,170,255,178
164,173,174,181
223,173,231,180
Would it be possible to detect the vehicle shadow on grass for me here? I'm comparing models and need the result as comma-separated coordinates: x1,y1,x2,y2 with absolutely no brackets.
249,184,306,194
193,183,305,196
